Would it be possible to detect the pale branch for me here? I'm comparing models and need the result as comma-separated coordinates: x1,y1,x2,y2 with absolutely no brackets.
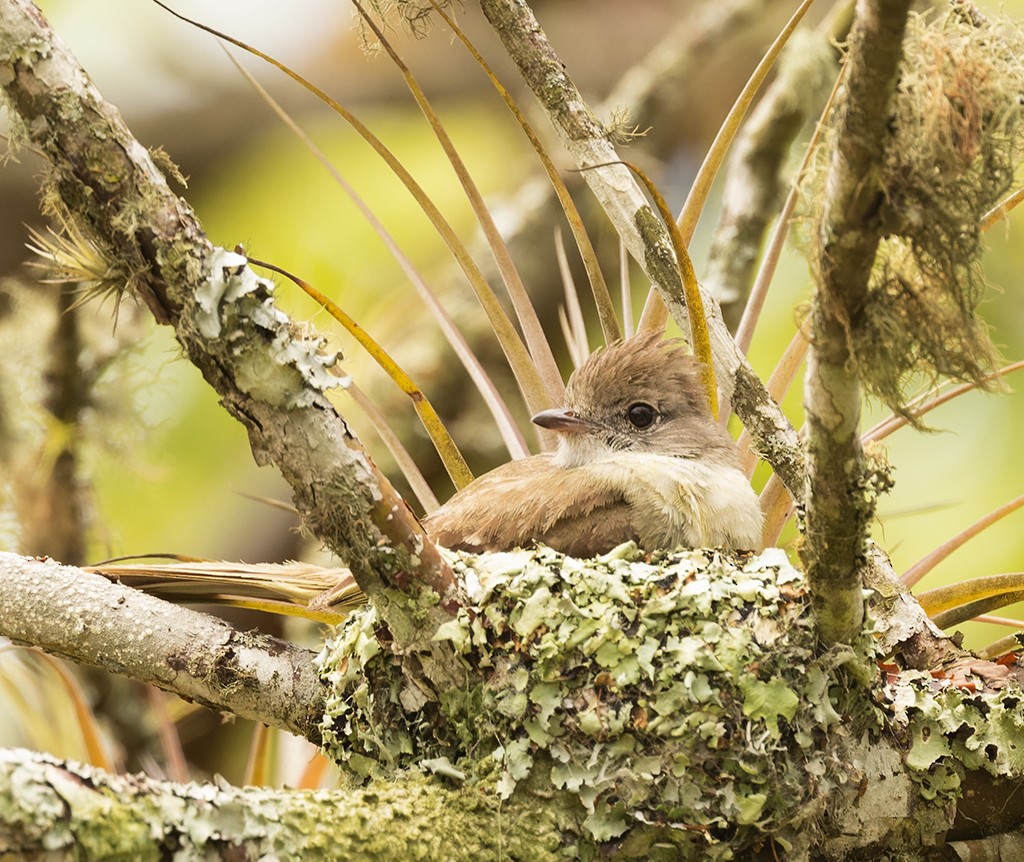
0,0,465,669
0,553,327,742
802,0,913,644
861,545,964,670
703,30,836,330
477,0,805,499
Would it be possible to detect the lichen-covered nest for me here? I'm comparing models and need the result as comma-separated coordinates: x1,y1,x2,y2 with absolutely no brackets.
317,546,877,856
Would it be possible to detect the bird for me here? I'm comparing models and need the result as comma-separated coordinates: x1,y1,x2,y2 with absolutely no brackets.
423,334,763,557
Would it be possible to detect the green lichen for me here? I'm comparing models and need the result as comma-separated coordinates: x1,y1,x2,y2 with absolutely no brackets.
317,546,879,856
196,247,344,407
634,204,684,303
887,668,1024,803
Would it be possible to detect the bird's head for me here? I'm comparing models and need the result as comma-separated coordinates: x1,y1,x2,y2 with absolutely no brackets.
532,334,730,468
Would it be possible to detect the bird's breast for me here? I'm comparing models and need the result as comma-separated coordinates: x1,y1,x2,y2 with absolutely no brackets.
587,453,763,551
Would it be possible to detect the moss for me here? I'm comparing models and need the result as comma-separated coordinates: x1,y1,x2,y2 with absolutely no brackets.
805,8,1024,419
318,546,880,857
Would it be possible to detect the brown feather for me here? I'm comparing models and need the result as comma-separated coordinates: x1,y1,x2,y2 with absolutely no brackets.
422,454,639,556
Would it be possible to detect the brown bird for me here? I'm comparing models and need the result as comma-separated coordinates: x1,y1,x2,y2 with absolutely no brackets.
423,334,763,556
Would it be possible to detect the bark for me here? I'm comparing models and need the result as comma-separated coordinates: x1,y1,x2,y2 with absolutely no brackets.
802,0,913,644
0,553,327,742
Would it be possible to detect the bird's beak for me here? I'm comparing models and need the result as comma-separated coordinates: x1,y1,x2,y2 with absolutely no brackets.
531,408,595,435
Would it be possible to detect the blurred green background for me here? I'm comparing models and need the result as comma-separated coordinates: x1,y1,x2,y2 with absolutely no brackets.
2,0,1024,777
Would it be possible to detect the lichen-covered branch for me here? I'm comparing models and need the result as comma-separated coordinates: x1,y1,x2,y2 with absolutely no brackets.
0,553,327,742
0,748,580,861
861,544,964,671
802,0,913,644
0,0,463,669
477,0,805,498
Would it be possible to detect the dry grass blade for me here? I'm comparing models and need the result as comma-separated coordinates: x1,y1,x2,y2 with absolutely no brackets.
638,0,820,332
620,237,633,337
244,723,272,787
612,161,718,417
427,0,621,345
249,256,474,489
151,1,552,419
555,228,589,366
346,377,441,512
224,49,528,461
352,0,564,405
758,473,794,549
918,573,1024,629
973,615,1024,661
982,185,1024,231
974,614,1024,629
863,359,1024,445
88,560,365,625
33,651,113,771
145,687,190,783
902,494,1024,589
297,751,332,790
977,634,1023,661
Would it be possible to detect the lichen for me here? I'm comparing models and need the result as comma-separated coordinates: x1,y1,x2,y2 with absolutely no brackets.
196,247,343,407
634,204,684,303
317,545,880,856
885,668,1024,802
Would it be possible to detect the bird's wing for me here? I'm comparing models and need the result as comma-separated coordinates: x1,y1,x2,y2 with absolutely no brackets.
422,455,639,555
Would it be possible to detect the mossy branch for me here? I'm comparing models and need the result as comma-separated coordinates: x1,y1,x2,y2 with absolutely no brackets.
4,546,1024,857
0,748,582,861
802,0,913,645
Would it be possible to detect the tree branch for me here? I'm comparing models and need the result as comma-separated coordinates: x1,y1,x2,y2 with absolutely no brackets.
703,30,836,330
0,748,580,861
802,0,913,644
0,0,463,669
4,547,1024,856
477,0,805,499
0,553,327,742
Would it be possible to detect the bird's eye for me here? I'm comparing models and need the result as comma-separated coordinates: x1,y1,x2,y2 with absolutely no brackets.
626,402,657,429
